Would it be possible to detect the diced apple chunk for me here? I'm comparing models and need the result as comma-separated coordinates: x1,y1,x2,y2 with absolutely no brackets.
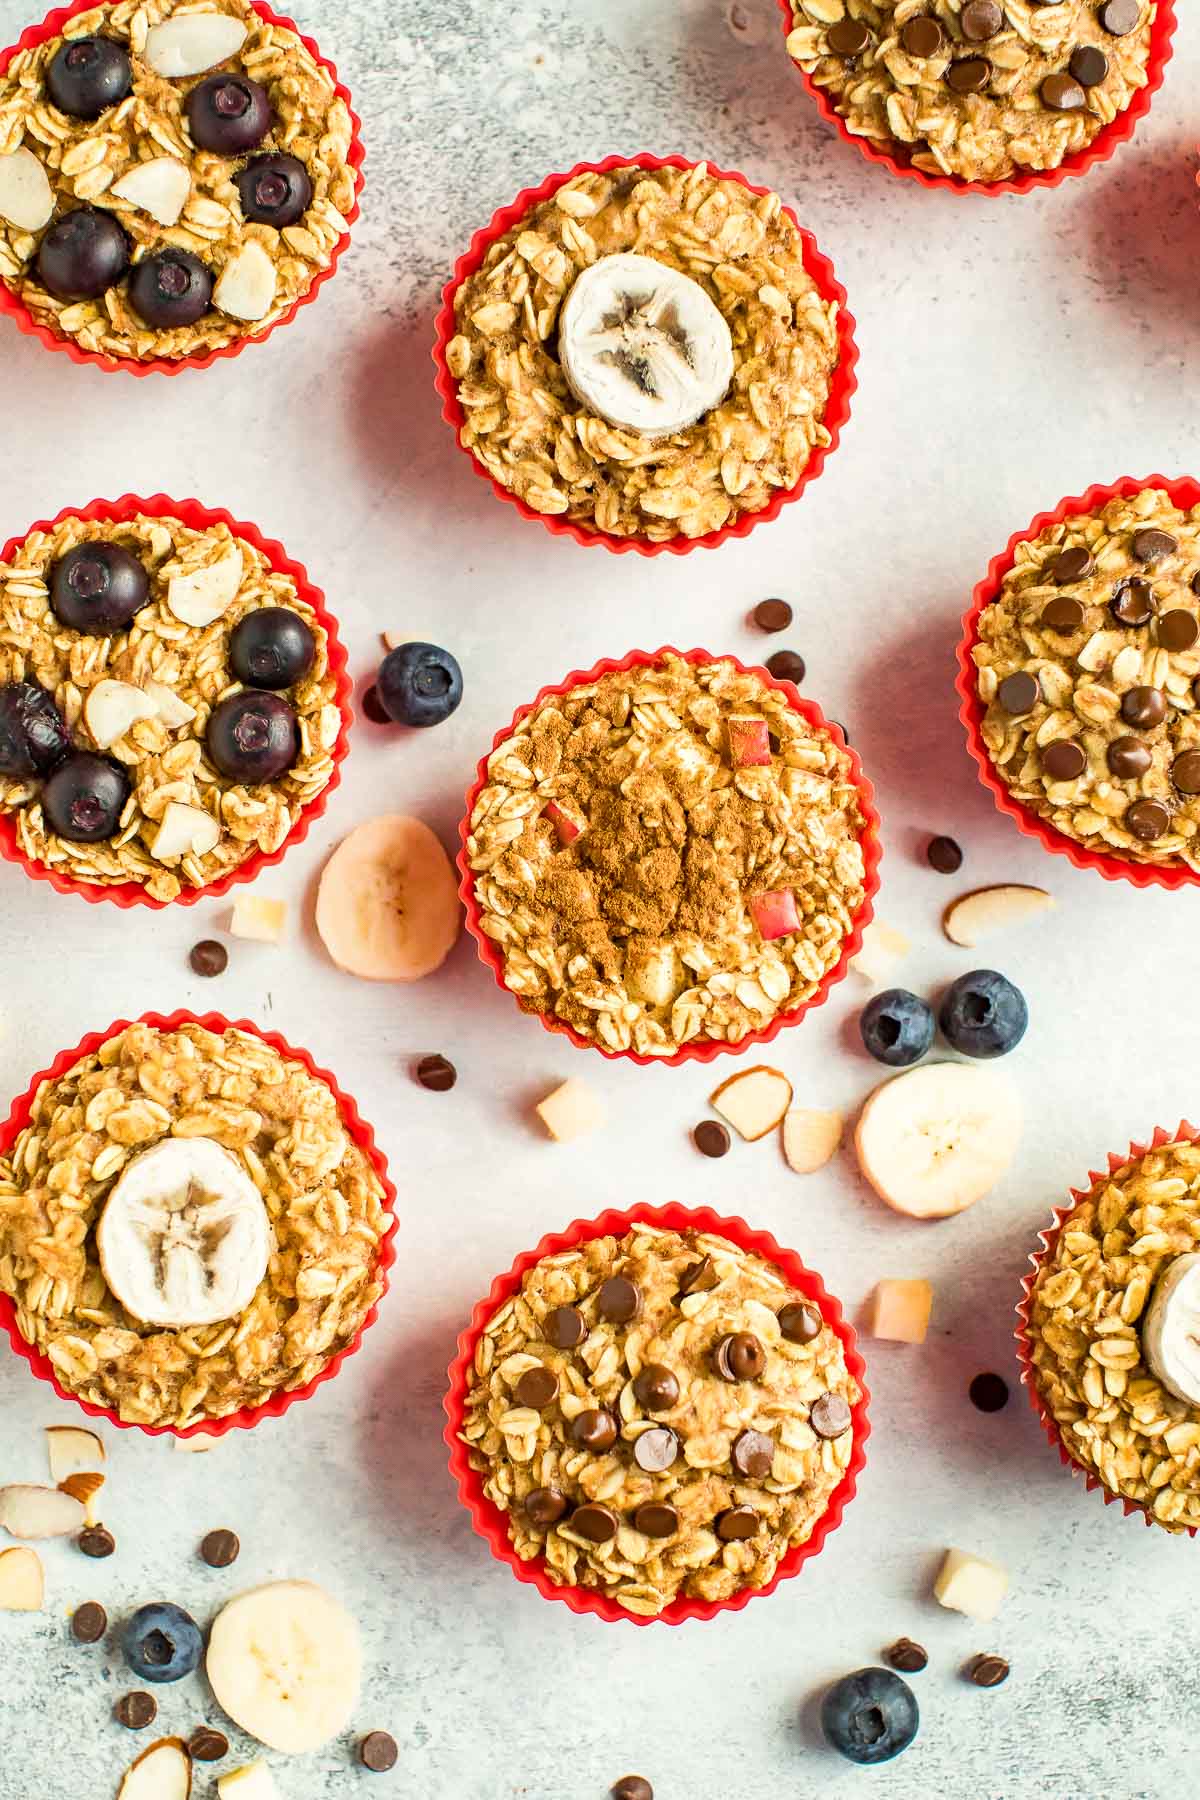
624,941,682,1009
44,1424,105,1483
868,1279,933,1344
0,1484,85,1539
782,1108,843,1174
543,800,583,845
727,717,771,768
0,1546,44,1611
849,919,910,985
934,1547,1009,1622
709,1065,793,1142
536,1078,604,1144
230,895,288,944
750,888,799,941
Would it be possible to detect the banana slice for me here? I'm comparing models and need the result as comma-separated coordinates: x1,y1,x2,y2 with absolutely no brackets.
206,1581,362,1754
96,1138,270,1328
854,1063,1021,1219
1143,1252,1200,1406
315,814,461,981
559,252,734,437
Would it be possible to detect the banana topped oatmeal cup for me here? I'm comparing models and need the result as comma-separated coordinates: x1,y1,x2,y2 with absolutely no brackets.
0,1014,396,1432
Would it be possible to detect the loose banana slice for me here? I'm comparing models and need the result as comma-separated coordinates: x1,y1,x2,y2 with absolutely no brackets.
1143,1252,1200,1406
206,1581,362,1755
315,814,461,981
96,1138,270,1328
854,1063,1021,1219
559,252,734,437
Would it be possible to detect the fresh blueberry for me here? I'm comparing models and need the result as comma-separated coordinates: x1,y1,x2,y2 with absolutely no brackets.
46,35,132,120
235,153,313,227
860,989,934,1067
206,690,300,783
121,1603,203,1684
376,642,463,728
0,681,71,777
821,1667,919,1766
186,74,272,155
128,249,213,329
37,208,129,301
229,607,315,690
50,541,150,635
42,751,130,842
939,968,1028,1060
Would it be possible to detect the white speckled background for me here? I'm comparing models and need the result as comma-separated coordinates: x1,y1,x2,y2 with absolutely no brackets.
1,2,1199,1796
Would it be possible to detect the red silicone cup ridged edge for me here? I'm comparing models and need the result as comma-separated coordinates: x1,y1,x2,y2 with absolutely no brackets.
443,1201,871,1623
455,645,882,1067
955,473,1200,891
0,0,366,375
431,152,859,556
0,1008,399,1440
775,0,1177,196
0,491,353,909
1015,1122,1200,1538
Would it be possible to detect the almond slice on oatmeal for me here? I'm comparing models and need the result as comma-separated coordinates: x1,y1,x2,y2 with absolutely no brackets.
0,145,53,232
84,678,159,749
214,241,277,322
143,13,249,78
166,548,243,628
111,156,191,227
710,1066,793,1142
151,802,220,861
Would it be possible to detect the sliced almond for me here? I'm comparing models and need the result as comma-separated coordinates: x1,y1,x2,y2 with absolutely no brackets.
709,1065,793,1142
943,884,1055,948
45,1424,105,1484
782,1107,844,1174
58,1471,105,1526
111,156,191,226
0,1483,85,1540
118,1737,193,1800
84,678,159,749
0,1545,44,1611
0,145,54,232
230,893,288,944
144,679,197,730
150,801,220,862
214,241,277,322
167,548,242,628
174,1435,215,1454
143,13,248,77
849,919,910,985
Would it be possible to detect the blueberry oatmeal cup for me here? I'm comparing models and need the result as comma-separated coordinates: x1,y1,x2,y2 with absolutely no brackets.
0,0,362,367
0,499,347,904
460,651,878,1060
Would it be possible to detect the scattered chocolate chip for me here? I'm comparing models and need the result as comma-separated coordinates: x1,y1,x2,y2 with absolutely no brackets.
515,1365,558,1409
189,939,227,978
361,685,391,725
885,1637,929,1674
827,17,871,56
1111,577,1155,626
633,1363,680,1410
200,1528,239,1569
946,55,990,93
1126,797,1171,841
1041,595,1086,635
714,1331,766,1381
544,1305,586,1349
765,649,805,686
360,1731,399,1772
1069,44,1109,85
1053,547,1094,585
597,1275,642,1324
78,1525,115,1558
901,16,943,56
732,1428,776,1479
753,598,793,632
926,834,963,874
778,1301,822,1344
967,1653,1011,1688
572,1407,618,1453
969,1371,1011,1412
524,1486,568,1527
675,1255,714,1301
961,0,1003,39
189,1728,229,1762
415,1053,456,1091
1107,736,1152,779
1173,750,1200,795
1121,686,1167,729
571,1503,619,1543
1133,528,1178,563
1041,71,1084,111
1099,0,1140,31
810,1391,852,1438
633,1502,678,1538
1158,610,1199,652
716,1506,760,1542
996,670,1039,715
611,1779,653,1800
1041,739,1086,782
71,1600,107,1643
634,1426,680,1473
114,1691,157,1730
693,1119,731,1158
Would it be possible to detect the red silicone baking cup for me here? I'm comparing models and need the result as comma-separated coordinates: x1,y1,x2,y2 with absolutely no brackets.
0,492,352,909
0,1008,398,1440
1016,1123,1199,1537
956,474,1200,892
0,0,365,375
443,1202,870,1623
776,0,1177,197
456,646,882,1066
431,152,858,555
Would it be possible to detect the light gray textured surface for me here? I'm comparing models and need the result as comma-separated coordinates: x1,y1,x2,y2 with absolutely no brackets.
1,2,1198,1796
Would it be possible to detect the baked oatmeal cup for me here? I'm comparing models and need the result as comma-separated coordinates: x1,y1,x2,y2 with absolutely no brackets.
1020,1125,1200,1535
963,481,1200,883
0,0,363,370
0,1013,397,1433
434,154,857,551
0,496,349,905
449,1209,867,1620
782,0,1171,190
460,649,879,1063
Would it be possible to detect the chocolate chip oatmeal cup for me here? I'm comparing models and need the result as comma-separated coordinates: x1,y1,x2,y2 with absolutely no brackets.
779,0,1176,194
445,1204,869,1623
0,493,351,907
432,153,858,554
1018,1125,1200,1537
0,0,364,374
0,1010,398,1438
957,476,1200,890
458,648,881,1065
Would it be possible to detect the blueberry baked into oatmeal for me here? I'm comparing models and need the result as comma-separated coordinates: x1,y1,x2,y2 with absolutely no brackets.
464,654,870,1056
444,162,843,541
461,1225,859,1614
0,0,357,360
0,510,341,900
785,1,1156,184
973,490,1200,869
0,1021,390,1427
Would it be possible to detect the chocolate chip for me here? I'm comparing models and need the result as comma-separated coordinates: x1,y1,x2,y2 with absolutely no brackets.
675,1255,714,1301
1042,739,1086,781
996,671,1039,715
633,1363,680,1411
827,18,871,57
926,834,963,873
360,1731,399,1772
765,649,805,686
1053,547,1094,585
544,1305,585,1349
885,1638,929,1673
361,684,391,725
1193,571,1200,598
1040,595,1086,636
1111,577,1154,626
961,0,1003,38
572,1407,617,1453
1158,610,1199,652
1173,750,1200,795
633,1502,678,1538
732,1429,776,1479
810,1391,852,1438
693,1119,731,1158
1041,71,1085,111
946,55,990,93
524,1486,568,1527
1099,0,1140,31
778,1300,822,1344
1107,736,1152,779
597,1275,642,1324
114,1691,156,1730
189,1728,229,1762
1121,686,1167,729
1126,798,1171,841
189,939,227,977
1133,528,1178,563
714,1331,766,1381
716,1506,760,1542
515,1365,558,1408
1069,44,1109,85
967,1653,1011,1688
969,1371,1010,1413
753,598,793,632
572,1503,619,1543
71,1600,107,1643
415,1053,456,1091
611,1779,654,1800
901,16,943,56
633,1426,679,1473
78,1525,115,1558
200,1527,239,1568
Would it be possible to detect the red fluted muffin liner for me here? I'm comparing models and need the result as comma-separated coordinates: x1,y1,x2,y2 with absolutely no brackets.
0,492,352,908
431,152,858,555
1016,1123,1199,1537
956,474,1200,891
0,1009,398,1440
776,0,1177,197
0,0,365,375
456,646,882,1067
443,1202,870,1624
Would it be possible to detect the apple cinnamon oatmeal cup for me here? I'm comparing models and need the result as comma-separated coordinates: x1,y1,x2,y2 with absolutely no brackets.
0,1017,394,1430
